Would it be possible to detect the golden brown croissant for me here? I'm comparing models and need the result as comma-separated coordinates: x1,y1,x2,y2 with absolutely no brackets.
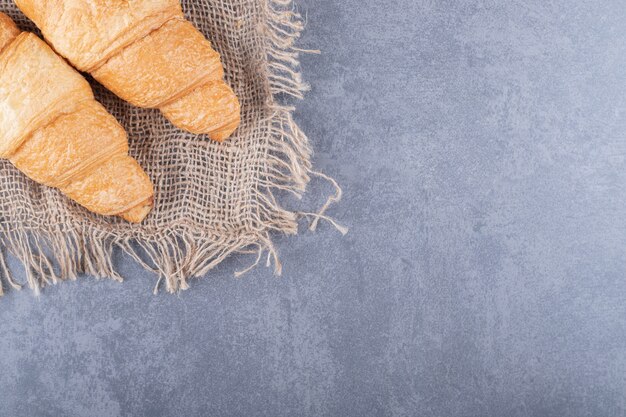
0,13,154,223
15,0,241,142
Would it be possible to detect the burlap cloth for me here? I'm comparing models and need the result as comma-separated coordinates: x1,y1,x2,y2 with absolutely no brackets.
0,0,344,295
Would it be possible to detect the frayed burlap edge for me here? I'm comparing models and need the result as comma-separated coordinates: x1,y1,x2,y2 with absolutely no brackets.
0,0,346,296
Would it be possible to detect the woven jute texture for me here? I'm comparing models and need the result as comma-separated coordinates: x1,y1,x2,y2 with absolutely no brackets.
0,0,343,295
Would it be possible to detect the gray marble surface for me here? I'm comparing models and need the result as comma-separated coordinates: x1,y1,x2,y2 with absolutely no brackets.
1,1,625,416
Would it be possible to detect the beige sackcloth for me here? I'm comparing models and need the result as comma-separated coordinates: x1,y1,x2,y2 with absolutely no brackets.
0,0,344,295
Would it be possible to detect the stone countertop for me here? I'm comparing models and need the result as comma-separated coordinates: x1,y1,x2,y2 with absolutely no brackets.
0,1,625,416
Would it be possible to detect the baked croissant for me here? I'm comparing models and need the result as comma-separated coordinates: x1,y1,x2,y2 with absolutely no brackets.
15,0,241,142
0,13,154,223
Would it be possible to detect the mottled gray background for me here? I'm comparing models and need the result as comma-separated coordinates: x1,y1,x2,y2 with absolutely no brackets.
1,0,625,416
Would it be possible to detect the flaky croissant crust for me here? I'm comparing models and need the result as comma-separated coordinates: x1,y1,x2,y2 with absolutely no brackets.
0,13,154,222
15,0,241,141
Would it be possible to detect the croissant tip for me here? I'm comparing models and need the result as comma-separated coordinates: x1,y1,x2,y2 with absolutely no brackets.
208,115,241,142
208,129,235,142
119,197,154,223
184,116,240,142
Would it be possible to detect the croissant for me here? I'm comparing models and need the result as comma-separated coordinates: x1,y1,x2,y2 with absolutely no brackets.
0,13,154,223
15,0,241,142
